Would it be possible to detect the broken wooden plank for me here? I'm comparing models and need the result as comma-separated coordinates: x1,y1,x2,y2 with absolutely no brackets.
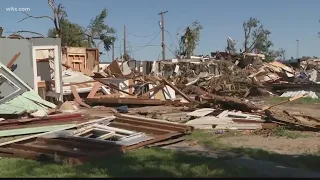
85,97,165,106
214,123,262,130
87,82,102,98
73,127,95,136
63,80,97,87
106,60,123,78
97,132,116,140
91,94,121,98
266,110,320,130
184,85,259,112
0,124,75,137
7,52,21,70
0,117,116,147
141,84,165,98
262,94,307,110
187,108,216,117
161,78,195,103
10,143,88,158
71,86,91,108
94,78,134,96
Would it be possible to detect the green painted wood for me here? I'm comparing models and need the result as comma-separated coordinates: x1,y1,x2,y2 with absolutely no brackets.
0,92,48,114
0,124,75,137
22,91,56,109
0,62,56,115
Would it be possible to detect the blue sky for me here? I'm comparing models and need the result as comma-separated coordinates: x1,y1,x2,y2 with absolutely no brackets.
1,0,320,62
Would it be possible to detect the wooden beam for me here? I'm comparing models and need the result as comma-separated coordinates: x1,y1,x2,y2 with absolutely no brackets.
94,78,134,96
7,52,21,70
71,86,91,108
10,143,88,158
141,84,165,98
0,117,116,147
87,82,102,98
161,78,194,102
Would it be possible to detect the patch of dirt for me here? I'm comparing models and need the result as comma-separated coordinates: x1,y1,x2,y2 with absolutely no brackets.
220,134,320,155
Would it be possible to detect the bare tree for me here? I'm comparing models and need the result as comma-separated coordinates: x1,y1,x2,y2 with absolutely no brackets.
19,0,66,38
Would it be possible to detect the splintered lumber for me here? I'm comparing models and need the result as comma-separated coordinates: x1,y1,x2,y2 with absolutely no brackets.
7,52,21,70
265,110,320,130
0,124,75,137
141,84,165,98
262,93,307,110
94,78,134,96
184,85,259,112
71,86,91,108
86,97,165,106
161,78,195,103
0,117,115,147
87,82,102,98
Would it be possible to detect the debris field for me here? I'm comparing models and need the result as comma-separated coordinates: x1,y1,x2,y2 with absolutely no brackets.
0,43,320,165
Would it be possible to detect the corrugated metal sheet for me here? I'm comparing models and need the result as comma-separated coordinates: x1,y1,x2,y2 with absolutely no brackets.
280,90,319,99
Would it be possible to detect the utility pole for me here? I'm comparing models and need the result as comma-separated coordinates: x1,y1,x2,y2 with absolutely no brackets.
296,39,299,59
112,42,115,61
158,11,168,61
124,25,126,58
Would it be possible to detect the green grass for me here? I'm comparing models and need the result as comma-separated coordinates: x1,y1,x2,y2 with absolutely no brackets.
0,148,257,178
272,126,310,139
187,130,320,171
264,97,320,105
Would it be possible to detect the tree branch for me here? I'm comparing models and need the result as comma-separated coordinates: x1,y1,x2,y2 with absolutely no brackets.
97,40,104,47
18,12,54,23
48,0,55,10
16,31,44,37
248,38,258,52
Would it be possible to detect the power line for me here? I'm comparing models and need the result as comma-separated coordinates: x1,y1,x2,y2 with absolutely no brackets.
157,51,162,61
165,30,179,52
166,46,177,58
165,29,180,42
131,31,161,52
113,45,160,49
128,41,135,59
132,45,161,48
128,31,160,38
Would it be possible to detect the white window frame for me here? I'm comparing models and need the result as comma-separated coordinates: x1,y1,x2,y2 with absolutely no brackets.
32,45,63,101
